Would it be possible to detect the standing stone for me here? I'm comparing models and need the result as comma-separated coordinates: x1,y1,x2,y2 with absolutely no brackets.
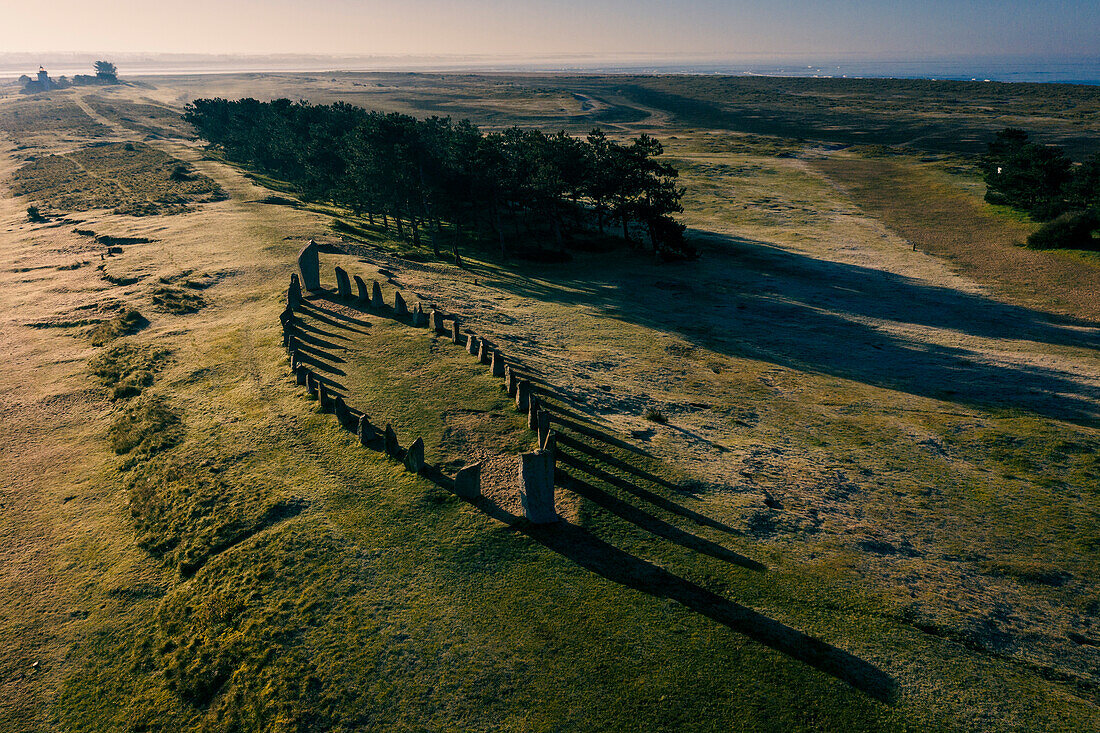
505,366,517,396
334,266,352,299
519,450,558,524
384,424,401,458
354,275,369,302
317,382,332,412
454,463,482,499
528,395,540,431
394,291,408,316
371,280,385,309
296,365,308,386
491,350,505,377
537,410,551,447
404,437,425,474
430,309,446,334
286,334,296,355
334,396,354,430
477,339,491,365
515,380,531,412
289,351,299,371
306,371,318,397
466,334,479,356
451,319,462,345
297,238,321,292
288,273,302,309
358,414,378,445
412,304,427,327
541,429,557,456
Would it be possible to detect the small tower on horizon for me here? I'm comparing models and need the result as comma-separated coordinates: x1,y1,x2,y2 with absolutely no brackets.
37,66,50,91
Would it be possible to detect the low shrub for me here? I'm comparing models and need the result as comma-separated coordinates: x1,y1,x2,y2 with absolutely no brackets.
1025,210,1100,250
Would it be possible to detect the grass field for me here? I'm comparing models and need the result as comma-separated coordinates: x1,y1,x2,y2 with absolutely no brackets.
0,76,1097,732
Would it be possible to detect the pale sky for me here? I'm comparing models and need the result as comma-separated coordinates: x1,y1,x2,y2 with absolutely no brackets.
3,0,1098,58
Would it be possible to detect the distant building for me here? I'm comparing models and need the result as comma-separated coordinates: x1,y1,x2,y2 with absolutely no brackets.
19,66,53,93
37,66,50,90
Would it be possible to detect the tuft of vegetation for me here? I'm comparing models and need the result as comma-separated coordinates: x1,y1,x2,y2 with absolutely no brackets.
980,560,1073,587
151,285,206,314
1025,210,1100,250
107,395,182,457
644,407,668,424
88,308,147,346
89,342,169,399
26,205,45,222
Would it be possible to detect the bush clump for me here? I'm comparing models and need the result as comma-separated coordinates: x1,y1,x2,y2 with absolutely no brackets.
89,342,169,399
151,285,206,314
88,308,147,346
108,395,182,456
1025,210,1100,250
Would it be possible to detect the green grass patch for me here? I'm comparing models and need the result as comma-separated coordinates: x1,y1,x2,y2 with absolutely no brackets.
107,394,183,457
88,308,147,346
89,342,170,399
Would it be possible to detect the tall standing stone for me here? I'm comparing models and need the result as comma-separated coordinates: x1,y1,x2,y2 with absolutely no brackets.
354,275,369,302
358,414,378,445
317,382,332,412
516,380,531,412
394,291,408,316
519,450,558,524
477,339,491,365
288,273,302,309
334,396,355,430
451,319,462,345
466,334,479,356
412,304,427,327
371,281,385,309
296,364,308,386
430,309,446,334
297,239,321,293
306,371,319,397
528,395,540,431
286,334,296,355
505,366,517,396
454,463,482,499
384,424,401,458
541,429,557,456
334,266,352,299
404,437,425,474
491,350,505,377
537,410,551,447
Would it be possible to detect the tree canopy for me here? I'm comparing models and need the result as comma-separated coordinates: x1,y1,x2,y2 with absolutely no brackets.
184,98,692,261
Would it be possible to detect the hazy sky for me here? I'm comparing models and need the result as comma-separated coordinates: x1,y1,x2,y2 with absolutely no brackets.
3,0,1098,58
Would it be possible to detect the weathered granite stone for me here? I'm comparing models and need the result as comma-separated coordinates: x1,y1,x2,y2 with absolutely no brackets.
357,414,378,445
451,319,462,344
491,350,505,377
371,280,385,309
466,334,479,355
384,424,401,457
505,366,517,396
297,239,321,292
334,266,352,299
354,275,369,302
306,371,318,397
412,304,427,327
317,382,333,412
515,380,531,411
289,351,299,371
519,450,558,523
404,437,425,474
528,395,540,431
296,365,308,386
454,463,482,499
541,429,557,456
288,273,302,309
430,309,446,334
286,335,296,355
334,396,355,430
394,291,408,315
537,410,551,447
477,339,491,364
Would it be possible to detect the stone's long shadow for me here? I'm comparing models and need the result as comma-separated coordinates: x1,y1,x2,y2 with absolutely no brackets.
293,340,347,365
293,319,353,344
298,300,372,333
561,469,764,570
557,446,739,536
293,350,347,377
470,494,897,703
481,234,1100,424
555,432,683,492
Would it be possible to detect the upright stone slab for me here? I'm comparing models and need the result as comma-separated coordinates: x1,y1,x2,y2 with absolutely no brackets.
412,304,427,327
491,350,505,377
288,273,302,309
384,424,401,458
286,334,296,355
371,280,385,309
306,371,318,397
454,463,482,499
451,319,462,345
537,410,551,447
394,291,408,316
541,429,557,456
477,339,491,365
334,266,352,299
297,239,321,293
466,334,479,356
354,275,369,302
358,415,378,445
528,395,540,431
317,382,332,412
505,366,517,396
404,437,425,474
289,351,299,371
296,364,308,386
515,380,531,412
430,309,446,334
334,396,355,430
519,450,558,524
